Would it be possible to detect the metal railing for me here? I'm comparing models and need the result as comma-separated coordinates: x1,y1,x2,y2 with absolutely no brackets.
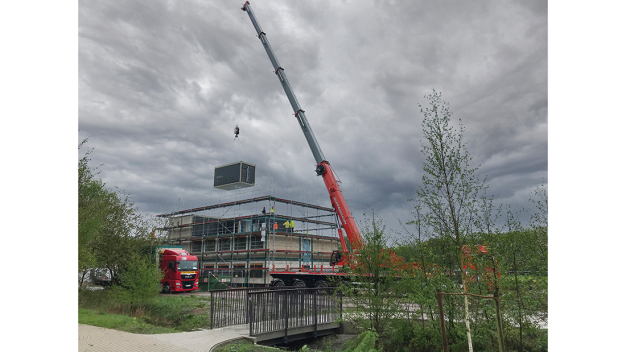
210,287,273,328
209,287,342,336
248,287,342,336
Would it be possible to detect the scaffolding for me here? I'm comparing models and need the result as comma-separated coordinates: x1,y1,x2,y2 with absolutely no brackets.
157,195,341,288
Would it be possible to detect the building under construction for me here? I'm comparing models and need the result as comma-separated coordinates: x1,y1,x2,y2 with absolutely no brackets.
157,195,341,288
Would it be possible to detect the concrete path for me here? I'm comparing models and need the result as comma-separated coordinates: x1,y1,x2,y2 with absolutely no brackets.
78,324,251,352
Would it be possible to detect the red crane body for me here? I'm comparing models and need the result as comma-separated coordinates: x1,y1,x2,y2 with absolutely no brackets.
241,2,362,260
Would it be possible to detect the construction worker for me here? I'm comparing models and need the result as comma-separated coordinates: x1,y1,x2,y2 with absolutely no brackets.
290,220,295,231
270,205,274,215
262,206,266,215
273,222,278,231
283,220,291,229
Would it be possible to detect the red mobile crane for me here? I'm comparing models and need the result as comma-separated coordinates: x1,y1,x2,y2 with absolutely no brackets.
241,3,499,290
241,2,363,288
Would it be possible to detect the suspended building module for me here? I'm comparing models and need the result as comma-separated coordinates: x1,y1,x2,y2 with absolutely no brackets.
214,161,256,190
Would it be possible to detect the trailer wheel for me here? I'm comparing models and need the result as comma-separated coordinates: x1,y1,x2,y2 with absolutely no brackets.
314,280,329,288
273,280,285,287
293,280,306,288
162,283,171,294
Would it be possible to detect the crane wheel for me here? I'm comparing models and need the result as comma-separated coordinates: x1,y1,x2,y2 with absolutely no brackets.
293,280,306,288
315,280,329,288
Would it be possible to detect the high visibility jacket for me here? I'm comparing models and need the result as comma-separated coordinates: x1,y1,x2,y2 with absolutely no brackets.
283,221,290,228
274,223,278,230
290,220,295,228
270,207,274,213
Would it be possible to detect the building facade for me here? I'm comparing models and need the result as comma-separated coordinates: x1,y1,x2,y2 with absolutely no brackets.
159,195,341,288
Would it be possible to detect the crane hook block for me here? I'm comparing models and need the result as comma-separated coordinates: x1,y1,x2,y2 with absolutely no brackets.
315,164,325,176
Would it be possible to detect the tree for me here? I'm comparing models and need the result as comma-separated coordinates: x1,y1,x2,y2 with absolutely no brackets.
336,212,408,351
78,139,117,285
529,182,548,271
78,140,163,306
414,90,487,350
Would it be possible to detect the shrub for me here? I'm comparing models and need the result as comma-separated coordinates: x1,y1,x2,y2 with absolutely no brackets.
342,331,381,352
110,253,163,310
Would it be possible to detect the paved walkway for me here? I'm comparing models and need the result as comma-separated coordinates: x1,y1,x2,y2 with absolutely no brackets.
78,324,251,352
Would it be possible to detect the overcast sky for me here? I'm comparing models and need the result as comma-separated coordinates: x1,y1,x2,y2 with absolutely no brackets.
7,2,626,348
78,0,547,239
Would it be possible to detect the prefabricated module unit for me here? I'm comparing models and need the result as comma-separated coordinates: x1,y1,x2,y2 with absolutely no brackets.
214,161,256,190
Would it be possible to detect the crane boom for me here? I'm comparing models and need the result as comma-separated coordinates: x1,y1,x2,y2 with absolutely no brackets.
242,2,362,250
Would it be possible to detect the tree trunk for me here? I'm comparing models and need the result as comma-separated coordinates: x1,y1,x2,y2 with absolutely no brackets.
80,269,88,287
514,251,524,352
463,282,474,352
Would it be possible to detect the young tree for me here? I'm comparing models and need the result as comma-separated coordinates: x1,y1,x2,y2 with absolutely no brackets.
336,212,408,351
529,182,548,270
414,90,487,351
111,251,164,311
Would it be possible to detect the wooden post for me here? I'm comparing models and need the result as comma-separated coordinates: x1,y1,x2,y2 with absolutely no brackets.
493,286,505,352
436,289,449,352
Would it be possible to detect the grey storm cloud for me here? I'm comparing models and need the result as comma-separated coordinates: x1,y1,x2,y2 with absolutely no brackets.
79,0,547,238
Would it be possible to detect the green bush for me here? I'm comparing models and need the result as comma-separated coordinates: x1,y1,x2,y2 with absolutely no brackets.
503,325,548,352
110,254,163,310
409,323,441,352
141,295,209,329
342,331,381,352
79,288,115,310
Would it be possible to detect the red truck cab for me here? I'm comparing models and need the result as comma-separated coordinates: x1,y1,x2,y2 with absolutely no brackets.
159,248,199,293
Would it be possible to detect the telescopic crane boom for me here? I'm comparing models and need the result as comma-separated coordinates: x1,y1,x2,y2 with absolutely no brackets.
241,1,362,251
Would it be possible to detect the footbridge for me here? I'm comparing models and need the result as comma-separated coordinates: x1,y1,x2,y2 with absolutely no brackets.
210,287,343,345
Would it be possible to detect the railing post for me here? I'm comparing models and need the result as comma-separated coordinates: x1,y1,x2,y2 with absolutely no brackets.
339,289,343,320
210,290,214,329
313,288,318,336
248,293,253,336
300,289,305,321
436,289,449,352
284,290,289,342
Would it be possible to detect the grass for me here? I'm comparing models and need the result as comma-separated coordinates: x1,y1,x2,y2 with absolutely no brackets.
213,339,282,352
79,307,179,334
79,289,211,332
